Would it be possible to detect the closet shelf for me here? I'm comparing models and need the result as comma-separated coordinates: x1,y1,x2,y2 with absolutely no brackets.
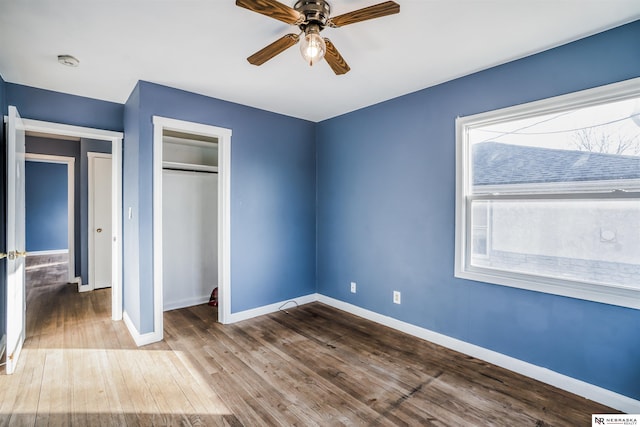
162,161,218,173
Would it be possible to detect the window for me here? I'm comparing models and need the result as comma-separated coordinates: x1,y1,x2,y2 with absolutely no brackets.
455,78,640,309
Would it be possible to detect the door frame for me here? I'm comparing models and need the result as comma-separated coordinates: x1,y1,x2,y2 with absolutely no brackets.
20,118,123,321
152,116,232,337
24,153,76,284
87,152,112,291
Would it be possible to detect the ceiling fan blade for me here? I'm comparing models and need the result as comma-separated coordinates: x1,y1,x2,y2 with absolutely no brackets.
323,39,350,75
236,0,303,25
328,1,400,28
247,33,300,66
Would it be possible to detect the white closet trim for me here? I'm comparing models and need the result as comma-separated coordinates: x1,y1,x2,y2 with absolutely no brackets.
151,116,232,346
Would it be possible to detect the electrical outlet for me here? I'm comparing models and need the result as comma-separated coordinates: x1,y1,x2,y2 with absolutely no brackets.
350,282,357,293
393,291,401,304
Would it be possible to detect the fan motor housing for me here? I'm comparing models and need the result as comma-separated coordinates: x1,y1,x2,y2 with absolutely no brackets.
294,0,330,28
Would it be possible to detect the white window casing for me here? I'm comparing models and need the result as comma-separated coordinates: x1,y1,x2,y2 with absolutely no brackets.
455,77,640,310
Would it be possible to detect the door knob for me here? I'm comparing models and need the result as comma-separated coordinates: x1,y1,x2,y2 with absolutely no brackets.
97,228,103,233
4,250,27,260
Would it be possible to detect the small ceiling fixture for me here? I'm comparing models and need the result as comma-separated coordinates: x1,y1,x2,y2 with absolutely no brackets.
57,54,79,67
236,0,400,75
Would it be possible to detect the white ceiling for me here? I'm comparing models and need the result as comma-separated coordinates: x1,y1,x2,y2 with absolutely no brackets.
0,1,638,122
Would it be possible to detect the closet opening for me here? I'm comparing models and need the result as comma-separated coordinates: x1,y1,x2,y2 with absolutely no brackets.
162,131,219,312
152,117,232,341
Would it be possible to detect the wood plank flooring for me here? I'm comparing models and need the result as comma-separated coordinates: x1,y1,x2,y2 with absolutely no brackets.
1,280,618,426
25,254,69,288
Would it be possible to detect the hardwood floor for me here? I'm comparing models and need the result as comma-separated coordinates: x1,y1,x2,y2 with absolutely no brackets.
25,254,69,288
1,281,617,426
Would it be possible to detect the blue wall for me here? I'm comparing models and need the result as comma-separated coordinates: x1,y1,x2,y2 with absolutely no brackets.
25,161,68,251
8,88,122,284
24,136,111,283
0,73,5,112
316,21,640,400
26,136,81,275
123,83,142,331
6,84,124,132
123,81,316,333
0,73,5,113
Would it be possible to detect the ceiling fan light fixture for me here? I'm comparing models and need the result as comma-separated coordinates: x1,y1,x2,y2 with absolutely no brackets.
300,24,326,66
237,0,400,74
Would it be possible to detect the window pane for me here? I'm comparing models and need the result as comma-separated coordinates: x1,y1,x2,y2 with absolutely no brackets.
469,97,640,190
471,201,489,256
470,199,640,289
471,228,487,256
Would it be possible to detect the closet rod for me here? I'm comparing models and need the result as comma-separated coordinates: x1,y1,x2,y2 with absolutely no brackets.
162,167,218,174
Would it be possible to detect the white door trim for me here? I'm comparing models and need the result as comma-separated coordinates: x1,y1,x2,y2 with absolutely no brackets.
152,116,232,345
24,154,76,284
20,118,123,321
87,152,112,291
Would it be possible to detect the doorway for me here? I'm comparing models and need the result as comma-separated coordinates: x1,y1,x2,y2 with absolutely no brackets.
24,153,75,289
21,118,123,321
162,152,218,311
152,116,232,343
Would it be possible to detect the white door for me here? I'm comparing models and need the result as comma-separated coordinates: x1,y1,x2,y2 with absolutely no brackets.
5,106,27,374
88,154,112,289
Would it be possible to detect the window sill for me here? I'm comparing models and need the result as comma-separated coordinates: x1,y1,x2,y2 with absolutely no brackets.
455,266,640,310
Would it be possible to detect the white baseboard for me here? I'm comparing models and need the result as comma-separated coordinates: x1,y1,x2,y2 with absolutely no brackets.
227,293,319,324
123,311,163,347
26,249,69,256
316,295,640,414
164,295,211,312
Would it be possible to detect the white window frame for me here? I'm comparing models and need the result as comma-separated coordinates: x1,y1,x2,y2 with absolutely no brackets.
455,77,640,310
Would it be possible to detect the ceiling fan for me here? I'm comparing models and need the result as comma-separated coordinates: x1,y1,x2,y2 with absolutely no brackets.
236,0,400,75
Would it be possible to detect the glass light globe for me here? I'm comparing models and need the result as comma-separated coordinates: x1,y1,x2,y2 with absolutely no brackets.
300,27,326,66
